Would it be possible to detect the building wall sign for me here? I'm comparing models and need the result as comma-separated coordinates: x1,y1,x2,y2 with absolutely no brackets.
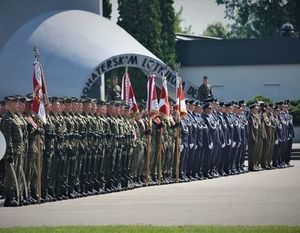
81,53,199,99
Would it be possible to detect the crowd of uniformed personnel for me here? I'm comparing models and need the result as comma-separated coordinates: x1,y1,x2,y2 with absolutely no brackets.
0,95,295,207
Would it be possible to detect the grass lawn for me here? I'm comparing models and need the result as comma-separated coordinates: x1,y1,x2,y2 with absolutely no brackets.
0,225,300,233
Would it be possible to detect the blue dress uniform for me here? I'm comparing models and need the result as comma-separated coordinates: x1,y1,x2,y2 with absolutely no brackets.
230,104,242,174
186,103,198,180
190,101,207,179
284,101,294,166
179,106,190,181
278,107,289,167
223,102,234,175
211,109,223,177
216,102,228,176
202,102,216,179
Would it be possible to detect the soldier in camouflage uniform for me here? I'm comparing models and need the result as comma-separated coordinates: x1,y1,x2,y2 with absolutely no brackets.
49,97,67,200
41,97,56,201
0,100,6,196
248,103,260,171
1,96,24,206
22,96,39,204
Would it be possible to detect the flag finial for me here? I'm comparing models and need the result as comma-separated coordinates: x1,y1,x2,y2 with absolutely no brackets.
33,46,40,61
175,62,181,75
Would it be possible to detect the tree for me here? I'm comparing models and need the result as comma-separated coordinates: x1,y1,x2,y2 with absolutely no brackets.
174,6,194,35
103,0,112,19
203,22,230,39
216,0,299,38
159,0,176,66
139,0,163,58
117,0,141,40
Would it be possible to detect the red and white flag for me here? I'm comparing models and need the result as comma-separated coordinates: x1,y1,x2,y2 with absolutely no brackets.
32,60,48,124
121,72,139,112
146,74,159,115
158,76,170,118
175,76,187,118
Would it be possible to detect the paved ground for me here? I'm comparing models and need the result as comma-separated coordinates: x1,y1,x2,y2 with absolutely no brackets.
0,161,300,227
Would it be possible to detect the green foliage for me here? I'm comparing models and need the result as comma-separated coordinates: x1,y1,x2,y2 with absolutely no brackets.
105,67,147,102
159,0,176,66
139,0,163,58
1,225,300,233
117,0,141,41
103,0,112,19
116,0,179,97
290,101,300,125
247,95,273,106
174,6,194,35
203,22,230,39
216,0,300,38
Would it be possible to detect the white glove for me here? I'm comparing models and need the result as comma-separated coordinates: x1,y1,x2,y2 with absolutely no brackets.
209,142,213,150
227,139,232,146
275,140,279,145
221,143,226,148
180,145,184,152
232,141,236,148
194,145,198,150
189,143,194,149
238,142,241,147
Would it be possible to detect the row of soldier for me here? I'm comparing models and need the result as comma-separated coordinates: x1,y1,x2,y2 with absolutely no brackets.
0,95,294,206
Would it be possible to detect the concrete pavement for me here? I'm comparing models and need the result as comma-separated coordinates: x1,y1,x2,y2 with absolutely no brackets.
0,161,299,227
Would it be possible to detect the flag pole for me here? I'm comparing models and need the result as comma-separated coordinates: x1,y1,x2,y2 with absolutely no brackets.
145,61,155,186
175,63,181,183
33,46,42,204
157,66,168,185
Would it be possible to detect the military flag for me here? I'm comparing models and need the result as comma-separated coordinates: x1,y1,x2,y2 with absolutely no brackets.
121,72,139,112
146,74,159,115
32,59,48,124
158,76,170,118
175,76,187,118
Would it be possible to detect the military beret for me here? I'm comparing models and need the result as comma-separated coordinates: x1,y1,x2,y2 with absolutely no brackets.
238,100,245,105
26,93,33,99
64,97,73,103
185,99,190,104
274,105,279,110
203,102,212,109
275,101,283,105
196,101,203,108
204,97,214,103
268,104,274,108
249,103,258,109
97,99,105,105
124,104,131,110
219,101,225,107
18,96,26,103
224,102,232,107
4,96,18,101
259,101,265,107
213,98,218,103
71,97,78,102
51,97,59,103
188,99,196,105
81,98,92,103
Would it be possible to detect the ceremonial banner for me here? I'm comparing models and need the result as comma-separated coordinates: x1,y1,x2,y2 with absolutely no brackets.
121,72,139,112
175,76,187,118
146,74,159,115
32,60,48,123
158,76,170,118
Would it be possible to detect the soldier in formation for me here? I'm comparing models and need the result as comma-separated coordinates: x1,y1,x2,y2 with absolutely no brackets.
0,95,295,206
